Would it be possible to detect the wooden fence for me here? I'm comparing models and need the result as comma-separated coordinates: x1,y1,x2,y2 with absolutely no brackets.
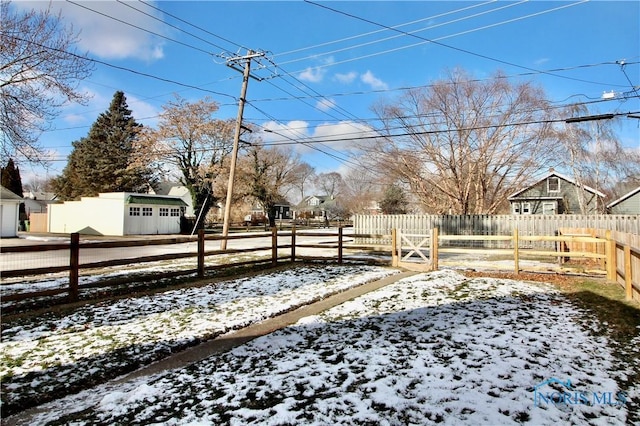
2,226,638,309
0,229,350,307
389,227,639,302
354,215,639,247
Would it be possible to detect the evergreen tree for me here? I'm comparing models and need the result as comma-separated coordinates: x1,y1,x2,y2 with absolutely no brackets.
1,158,26,223
1,158,24,197
53,91,155,199
379,184,408,214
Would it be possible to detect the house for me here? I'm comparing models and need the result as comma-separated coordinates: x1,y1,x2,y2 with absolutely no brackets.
48,192,187,236
508,170,606,215
0,185,23,237
246,199,291,225
294,195,335,220
607,186,640,214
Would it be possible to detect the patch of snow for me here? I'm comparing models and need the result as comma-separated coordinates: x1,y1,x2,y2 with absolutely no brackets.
18,269,633,425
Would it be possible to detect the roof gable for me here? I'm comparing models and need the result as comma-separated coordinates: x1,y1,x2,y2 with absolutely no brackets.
509,171,606,199
607,186,640,209
0,185,23,201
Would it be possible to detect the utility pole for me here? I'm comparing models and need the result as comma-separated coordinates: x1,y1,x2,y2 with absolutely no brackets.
220,50,265,250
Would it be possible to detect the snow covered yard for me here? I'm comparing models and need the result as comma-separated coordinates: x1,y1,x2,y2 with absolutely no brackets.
7,269,638,425
1,264,398,417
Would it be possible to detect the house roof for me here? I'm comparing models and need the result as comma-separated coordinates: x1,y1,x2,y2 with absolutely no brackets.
606,186,640,209
508,171,606,200
0,185,23,202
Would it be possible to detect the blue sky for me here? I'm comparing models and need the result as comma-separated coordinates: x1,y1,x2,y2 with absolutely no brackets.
12,0,640,183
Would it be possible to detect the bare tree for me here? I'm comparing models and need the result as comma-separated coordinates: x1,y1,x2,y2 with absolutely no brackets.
238,144,303,227
1,1,93,163
365,69,559,214
559,104,640,211
314,172,345,198
341,167,380,215
137,95,235,229
289,162,315,203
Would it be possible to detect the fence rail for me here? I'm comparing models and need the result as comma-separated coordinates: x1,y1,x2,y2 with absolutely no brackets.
2,225,638,310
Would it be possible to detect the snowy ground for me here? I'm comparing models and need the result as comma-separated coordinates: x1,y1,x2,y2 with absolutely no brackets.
4,268,637,425
1,264,398,417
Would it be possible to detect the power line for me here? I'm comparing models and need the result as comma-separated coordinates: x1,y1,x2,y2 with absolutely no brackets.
66,0,212,56
260,111,640,147
4,34,237,100
116,0,229,53
138,0,248,53
250,61,638,106
303,0,619,88
276,0,525,67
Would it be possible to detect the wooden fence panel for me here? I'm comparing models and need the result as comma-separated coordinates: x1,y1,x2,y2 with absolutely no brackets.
29,212,48,233
355,215,639,242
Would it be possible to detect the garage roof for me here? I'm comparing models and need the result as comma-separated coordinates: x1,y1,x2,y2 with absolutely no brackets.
125,195,187,206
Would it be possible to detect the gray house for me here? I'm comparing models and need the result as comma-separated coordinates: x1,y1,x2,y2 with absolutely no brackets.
607,186,640,214
294,195,335,220
508,171,606,215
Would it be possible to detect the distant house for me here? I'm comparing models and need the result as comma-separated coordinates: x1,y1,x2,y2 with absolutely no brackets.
246,199,291,225
0,185,23,237
294,195,335,220
508,171,606,215
607,187,640,214
48,192,187,236
23,190,57,215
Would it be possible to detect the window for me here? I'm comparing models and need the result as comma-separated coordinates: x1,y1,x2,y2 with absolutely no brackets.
309,198,319,206
159,208,169,217
170,208,180,217
143,207,153,216
129,207,140,216
547,177,560,192
512,203,521,214
522,203,531,214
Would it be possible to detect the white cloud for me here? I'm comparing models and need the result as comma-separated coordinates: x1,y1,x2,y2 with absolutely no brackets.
361,71,388,90
13,1,167,61
261,121,311,145
298,56,335,83
126,95,161,128
316,98,337,112
62,113,87,125
308,121,376,153
334,71,358,84
298,66,326,83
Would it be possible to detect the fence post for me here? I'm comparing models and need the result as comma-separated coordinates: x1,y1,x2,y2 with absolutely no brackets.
624,244,632,300
291,226,296,263
337,226,343,264
391,228,398,267
605,230,616,281
513,228,519,275
271,227,278,267
197,229,205,278
430,227,439,271
69,233,79,302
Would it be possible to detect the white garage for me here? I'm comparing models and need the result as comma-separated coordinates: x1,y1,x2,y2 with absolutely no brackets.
0,185,23,238
48,192,187,236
